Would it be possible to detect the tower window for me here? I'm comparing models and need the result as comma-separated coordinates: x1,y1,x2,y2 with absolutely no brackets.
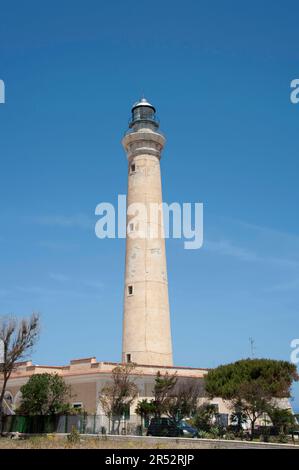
129,223,134,231
130,163,136,173
126,354,131,363
128,285,133,295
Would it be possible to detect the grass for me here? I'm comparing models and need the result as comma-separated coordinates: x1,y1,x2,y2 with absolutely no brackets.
0,435,197,449
0,434,298,449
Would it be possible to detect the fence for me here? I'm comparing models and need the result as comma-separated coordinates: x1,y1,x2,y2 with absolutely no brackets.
3,414,144,435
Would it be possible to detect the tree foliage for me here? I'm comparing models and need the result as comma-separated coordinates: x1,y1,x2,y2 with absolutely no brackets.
152,371,177,418
18,373,71,415
205,358,298,400
99,363,138,434
230,381,273,436
136,373,202,425
0,313,40,429
205,358,298,437
164,379,202,424
267,405,297,435
193,402,218,432
135,399,156,420
230,399,249,433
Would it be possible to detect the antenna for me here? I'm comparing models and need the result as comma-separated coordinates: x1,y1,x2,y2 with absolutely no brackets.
249,337,255,358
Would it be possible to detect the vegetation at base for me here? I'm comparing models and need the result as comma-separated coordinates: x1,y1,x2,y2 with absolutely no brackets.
0,433,298,449
135,399,156,428
136,371,201,426
18,373,72,415
267,406,297,435
0,313,40,431
3,349,298,442
192,403,219,433
134,359,298,442
98,362,138,435
67,426,80,444
204,358,298,438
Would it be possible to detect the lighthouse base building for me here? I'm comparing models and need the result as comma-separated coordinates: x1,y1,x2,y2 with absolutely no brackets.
3,358,223,421
2,358,292,433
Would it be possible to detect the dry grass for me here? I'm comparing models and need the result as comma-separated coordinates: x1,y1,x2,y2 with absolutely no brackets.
0,435,195,449
1,435,298,449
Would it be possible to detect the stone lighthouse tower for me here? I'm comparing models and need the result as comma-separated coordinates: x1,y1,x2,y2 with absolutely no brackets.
122,98,173,366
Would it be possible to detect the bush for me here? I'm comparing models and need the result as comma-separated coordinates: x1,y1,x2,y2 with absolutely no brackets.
259,434,269,443
136,425,143,436
209,426,222,438
19,373,71,416
193,403,218,433
224,432,236,440
197,430,210,439
209,425,226,438
67,426,80,444
277,433,288,443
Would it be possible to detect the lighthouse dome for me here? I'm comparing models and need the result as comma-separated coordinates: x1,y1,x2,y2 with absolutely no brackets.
131,97,156,113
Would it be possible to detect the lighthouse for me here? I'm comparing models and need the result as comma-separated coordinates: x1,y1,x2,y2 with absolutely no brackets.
121,98,173,366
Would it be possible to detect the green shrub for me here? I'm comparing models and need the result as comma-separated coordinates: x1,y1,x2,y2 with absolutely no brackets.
197,430,210,439
224,432,236,440
277,433,288,443
209,425,225,438
67,426,80,444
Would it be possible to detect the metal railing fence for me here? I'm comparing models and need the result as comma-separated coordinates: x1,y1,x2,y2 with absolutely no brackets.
3,414,144,435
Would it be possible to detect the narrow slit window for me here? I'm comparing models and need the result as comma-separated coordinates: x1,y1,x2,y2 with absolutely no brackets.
130,163,136,173
128,285,133,295
126,354,131,363
129,223,134,231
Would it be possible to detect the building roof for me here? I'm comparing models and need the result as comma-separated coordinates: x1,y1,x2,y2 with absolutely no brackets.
5,357,209,382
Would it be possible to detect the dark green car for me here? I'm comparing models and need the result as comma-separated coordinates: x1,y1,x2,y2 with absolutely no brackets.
146,418,198,438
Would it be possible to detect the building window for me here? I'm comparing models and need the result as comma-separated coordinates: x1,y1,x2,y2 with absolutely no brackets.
72,402,83,410
130,163,136,173
216,413,229,428
129,223,134,232
128,285,133,295
123,404,130,420
126,354,131,363
211,403,219,413
4,391,13,404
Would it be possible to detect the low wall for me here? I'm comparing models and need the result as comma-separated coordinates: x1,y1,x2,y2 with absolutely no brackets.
85,434,299,449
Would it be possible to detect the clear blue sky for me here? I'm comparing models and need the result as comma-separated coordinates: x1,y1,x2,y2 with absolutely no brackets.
0,1,298,409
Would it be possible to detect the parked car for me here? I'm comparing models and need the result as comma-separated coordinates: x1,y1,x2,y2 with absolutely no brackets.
146,418,198,438
177,420,198,438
